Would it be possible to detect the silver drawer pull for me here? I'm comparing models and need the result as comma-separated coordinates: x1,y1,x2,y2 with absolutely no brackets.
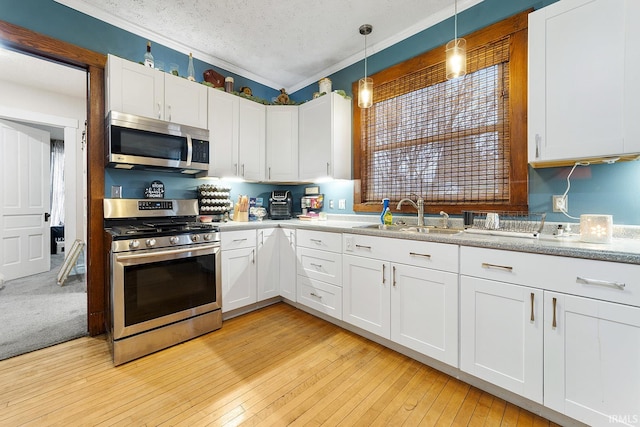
576,276,625,290
310,263,323,268
310,292,322,299
481,262,513,272
355,244,372,250
409,252,431,259
232,238,247,242
310,238,323,244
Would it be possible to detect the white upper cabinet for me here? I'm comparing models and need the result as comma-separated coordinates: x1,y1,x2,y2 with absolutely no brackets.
298,93,352,181
266,106,298,182
207,88,239,177
237,97,266,181
528,0,640,167
106,54,207,129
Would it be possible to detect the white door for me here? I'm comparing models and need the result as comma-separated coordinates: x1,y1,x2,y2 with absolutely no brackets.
221,246,256,313
0,119,51,280
256,228,279,301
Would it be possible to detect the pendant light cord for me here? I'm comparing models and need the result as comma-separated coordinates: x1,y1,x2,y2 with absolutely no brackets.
364,31,368,79
454,0,458,40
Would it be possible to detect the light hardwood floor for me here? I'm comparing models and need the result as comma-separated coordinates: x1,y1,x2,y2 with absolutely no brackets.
0,303,560,426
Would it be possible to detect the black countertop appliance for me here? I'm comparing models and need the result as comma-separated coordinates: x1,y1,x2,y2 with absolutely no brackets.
269,190,293,219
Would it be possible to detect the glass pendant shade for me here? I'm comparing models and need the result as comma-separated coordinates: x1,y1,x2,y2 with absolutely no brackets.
358,77,373,109
446,37,467,79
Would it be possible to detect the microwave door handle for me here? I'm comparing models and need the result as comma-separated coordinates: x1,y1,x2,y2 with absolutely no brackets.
186,134,193,165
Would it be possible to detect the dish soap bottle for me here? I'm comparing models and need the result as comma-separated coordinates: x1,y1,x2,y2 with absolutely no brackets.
380,198,390,224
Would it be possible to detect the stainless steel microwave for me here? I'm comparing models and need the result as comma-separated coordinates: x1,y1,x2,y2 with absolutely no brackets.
106,111,210,174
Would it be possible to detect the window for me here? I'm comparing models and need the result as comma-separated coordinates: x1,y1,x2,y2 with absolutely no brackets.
353,11,529,214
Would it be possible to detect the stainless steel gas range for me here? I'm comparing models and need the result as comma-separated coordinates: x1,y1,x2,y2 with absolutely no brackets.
104,199,222,365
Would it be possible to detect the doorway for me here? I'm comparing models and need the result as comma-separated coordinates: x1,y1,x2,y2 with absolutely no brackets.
0,47,88,359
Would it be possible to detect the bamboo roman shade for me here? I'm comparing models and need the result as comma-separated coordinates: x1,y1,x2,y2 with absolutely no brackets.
360,37,511,205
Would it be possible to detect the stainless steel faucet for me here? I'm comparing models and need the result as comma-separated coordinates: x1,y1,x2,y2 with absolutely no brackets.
439,211,449,228
396,196,424,226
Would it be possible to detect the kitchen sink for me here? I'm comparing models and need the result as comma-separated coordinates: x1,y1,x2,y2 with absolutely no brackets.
354,224,463,235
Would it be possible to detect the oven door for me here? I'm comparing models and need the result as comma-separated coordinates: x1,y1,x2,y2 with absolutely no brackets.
111,243,221,340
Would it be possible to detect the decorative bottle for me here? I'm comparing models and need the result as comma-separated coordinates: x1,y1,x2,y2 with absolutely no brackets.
144,41,154,68
187,53,195,81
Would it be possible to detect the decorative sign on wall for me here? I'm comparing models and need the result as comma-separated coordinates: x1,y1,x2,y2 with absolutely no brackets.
144,180,165,199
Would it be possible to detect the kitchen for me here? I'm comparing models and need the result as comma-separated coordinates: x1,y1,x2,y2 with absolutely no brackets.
1,0,640,426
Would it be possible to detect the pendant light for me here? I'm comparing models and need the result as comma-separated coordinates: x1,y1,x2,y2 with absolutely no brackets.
446,0,466,79
358,24,373,109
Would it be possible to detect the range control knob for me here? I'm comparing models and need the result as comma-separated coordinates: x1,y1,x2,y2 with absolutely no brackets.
129,240,140,249
169,236,180,245
203,233,213,241
146,238,157,247
191,234,199,242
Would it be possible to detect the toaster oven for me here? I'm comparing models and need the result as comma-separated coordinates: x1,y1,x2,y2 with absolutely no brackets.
269,190,293,219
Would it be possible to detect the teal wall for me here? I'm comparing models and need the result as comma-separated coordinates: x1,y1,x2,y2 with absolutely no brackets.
4,0,639,224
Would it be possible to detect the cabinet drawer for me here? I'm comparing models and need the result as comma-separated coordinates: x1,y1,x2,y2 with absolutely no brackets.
461,246,640,307
297,275,342,320
297,229,341,252
344,234,458,273
221,229,255,250
297,246,342,286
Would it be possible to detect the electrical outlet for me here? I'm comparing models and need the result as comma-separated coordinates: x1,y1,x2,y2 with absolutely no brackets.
338,199,346,210
552,195,567,213
329,200,334,209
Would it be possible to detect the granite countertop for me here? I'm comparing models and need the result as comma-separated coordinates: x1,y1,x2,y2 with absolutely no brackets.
215,216,640,265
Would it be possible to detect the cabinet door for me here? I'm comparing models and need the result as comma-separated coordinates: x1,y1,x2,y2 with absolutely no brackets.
460,276,543,403
106,54,163,120
342,254,390,339
391,264,458,367
544,292,640,426
257,228,279,301
238,98,265,181
221,246,256,313
624,0,640,154
266,106,298,182
164,72,208,128
298,94,332,180
279,228,296,301
529,0,625,164
208,88,239,177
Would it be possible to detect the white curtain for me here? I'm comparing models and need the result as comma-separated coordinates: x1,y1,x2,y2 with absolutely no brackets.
50,139,64,226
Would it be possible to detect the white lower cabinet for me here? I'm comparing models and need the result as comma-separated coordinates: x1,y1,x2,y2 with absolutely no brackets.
221,230,256,313
460,275,543,403
278,228,296,301
343,253,391,339
296,230,342,320
544,292,640,426
257,228,279,301
391,263,458,367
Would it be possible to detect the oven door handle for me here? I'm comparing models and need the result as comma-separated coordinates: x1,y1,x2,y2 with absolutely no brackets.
115,244,219,261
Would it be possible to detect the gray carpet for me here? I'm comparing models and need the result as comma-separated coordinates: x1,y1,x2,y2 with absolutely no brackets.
0,253,87,360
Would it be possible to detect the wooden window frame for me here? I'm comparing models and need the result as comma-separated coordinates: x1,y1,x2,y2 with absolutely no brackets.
352,11,530,215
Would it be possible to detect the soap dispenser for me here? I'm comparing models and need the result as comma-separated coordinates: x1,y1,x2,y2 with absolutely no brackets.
380,198,390,224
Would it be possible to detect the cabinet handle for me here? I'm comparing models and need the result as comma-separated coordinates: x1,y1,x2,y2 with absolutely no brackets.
310,292,322,299
392,265,396,287
234,163,238,175
382,263,386,285
157,102,162,119
241,164,245,176
576,276,625,290
355,244,372,250
167,104,172,121
481,262,513,272
552,297,557,329
310,263,323,269
310,238,323,245
251,249,255,264
268,167,271,180
233,238,248,243
260,231,264,246
530,293,535,322
535,133,541,159
326,162,330,175
409,252,431,259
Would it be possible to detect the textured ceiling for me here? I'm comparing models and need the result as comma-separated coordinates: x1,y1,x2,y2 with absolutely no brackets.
55,0,480,92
